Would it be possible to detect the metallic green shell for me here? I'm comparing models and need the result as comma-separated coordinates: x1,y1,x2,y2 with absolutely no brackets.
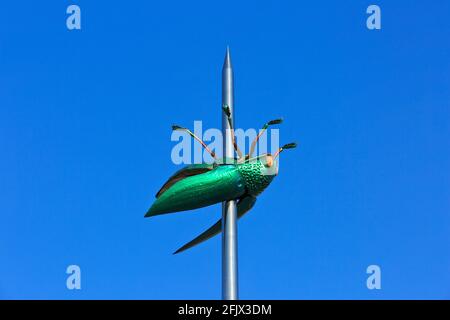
146,165,246,217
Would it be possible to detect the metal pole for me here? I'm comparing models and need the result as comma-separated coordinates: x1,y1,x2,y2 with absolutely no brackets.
222,47,238,300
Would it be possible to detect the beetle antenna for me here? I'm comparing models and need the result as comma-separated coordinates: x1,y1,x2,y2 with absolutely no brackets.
247,118,283,159
273,142,297,159
172,125,217,160
222,105,243,159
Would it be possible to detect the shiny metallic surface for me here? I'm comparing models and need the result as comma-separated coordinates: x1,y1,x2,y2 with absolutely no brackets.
221,47,239,300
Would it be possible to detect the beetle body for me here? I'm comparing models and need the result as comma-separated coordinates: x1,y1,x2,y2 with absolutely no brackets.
145,106,296,254
146,156,276,217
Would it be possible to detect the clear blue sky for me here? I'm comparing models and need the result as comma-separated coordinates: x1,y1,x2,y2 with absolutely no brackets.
0,1,449,299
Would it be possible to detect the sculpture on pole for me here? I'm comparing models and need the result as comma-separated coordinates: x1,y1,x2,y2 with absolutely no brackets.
144,48,296,300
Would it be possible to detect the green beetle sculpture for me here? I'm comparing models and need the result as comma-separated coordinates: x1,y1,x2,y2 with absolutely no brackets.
145,106,297,254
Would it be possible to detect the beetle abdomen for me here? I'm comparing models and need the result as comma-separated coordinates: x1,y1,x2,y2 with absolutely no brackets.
146,165,246,217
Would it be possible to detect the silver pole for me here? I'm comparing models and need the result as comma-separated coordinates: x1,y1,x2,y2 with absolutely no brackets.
221,47,238,300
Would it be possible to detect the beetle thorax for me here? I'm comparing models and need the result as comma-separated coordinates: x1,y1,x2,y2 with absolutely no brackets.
237,161,276,196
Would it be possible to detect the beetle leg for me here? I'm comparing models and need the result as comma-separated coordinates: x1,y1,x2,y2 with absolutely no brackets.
172,125,217,160
222,105,243,160
247,118,283,160
273,142,297,159
173,195,257,254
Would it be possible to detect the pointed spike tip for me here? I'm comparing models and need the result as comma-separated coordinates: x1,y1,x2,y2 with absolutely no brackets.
223,47,232,69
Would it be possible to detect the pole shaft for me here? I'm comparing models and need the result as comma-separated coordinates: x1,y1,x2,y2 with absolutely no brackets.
222,48,238,300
